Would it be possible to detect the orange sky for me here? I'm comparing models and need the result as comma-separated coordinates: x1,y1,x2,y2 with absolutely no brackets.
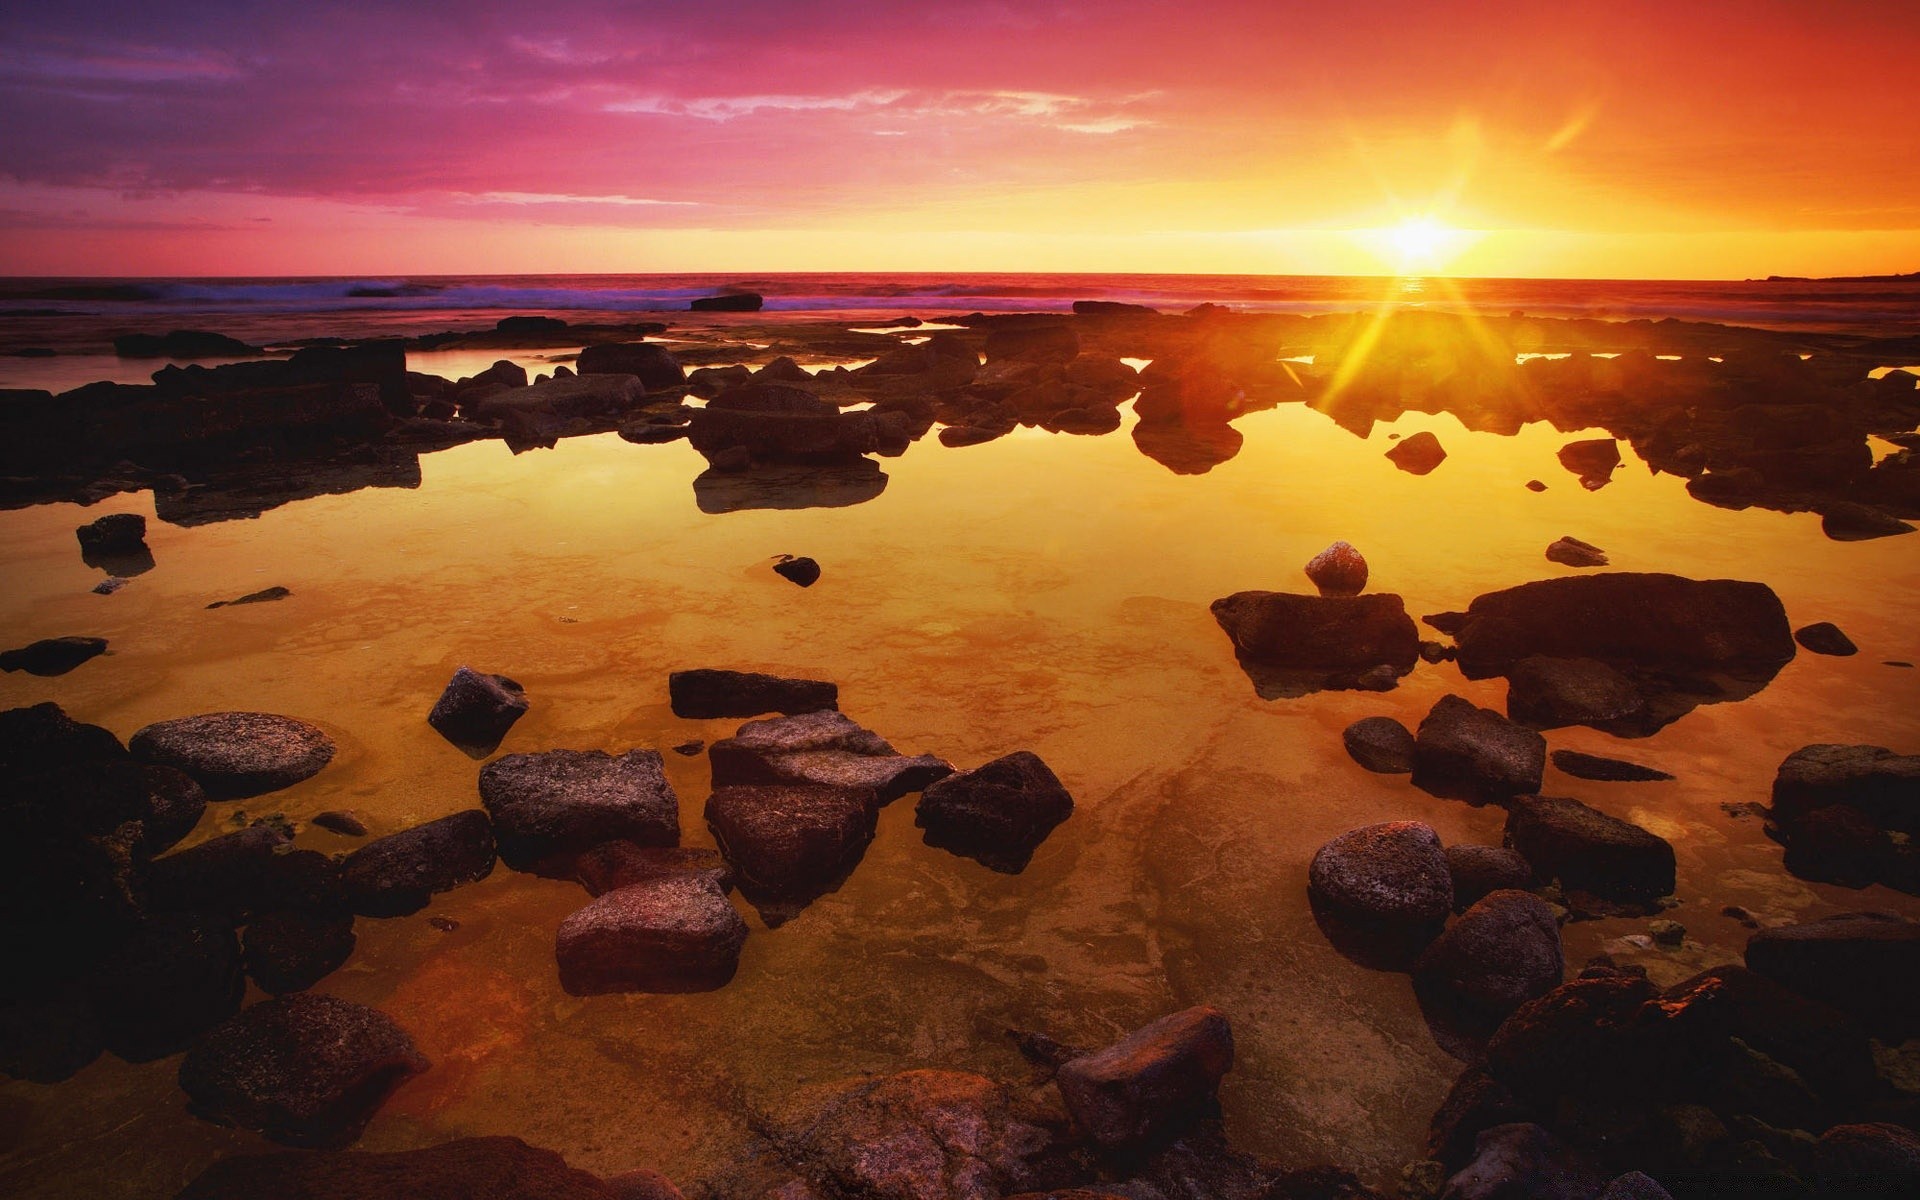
2,1,1918,279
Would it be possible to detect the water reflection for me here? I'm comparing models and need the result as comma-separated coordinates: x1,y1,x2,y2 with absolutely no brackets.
692,461,889,514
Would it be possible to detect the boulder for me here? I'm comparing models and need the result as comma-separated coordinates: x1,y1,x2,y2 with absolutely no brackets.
174,1136,634,1200
1744,913,1920,1034
464,373,647,423
130,712,336,799
479,749,680,871
339,810,496,917
704,784,877,917
243,909,357,994
555,873,747,994
1386,431,1447,474
140,764,209,853
567,842,734,897
1793,621,1857,656
667,669,838,719
178,993,429,1148
1210,590,1420,695
1342,717,1416,773
1809,1123,1920,1199
114,329,259,358
148,825,345,919
0,982,103,1083
1771,743,1920,829
1549,751,1674,783
1441,1123,1604,1200
1411,695,1546,804
1503,795,1675,909
575,342,685,391
1054,1006,1234,1149
708,711,951,804
0,635,108,676
688,387,902,466
1304,541,1369,596
76,512,148,557
1544,537,1608,568
313,810,368,836
87,912,245,1062
1308,821,1453,929
426,666,529,752
1414,890,1564,1017
984,322,1081,364
1820,501,1914,541
690,292,763,312
914,750,1075,873
1503,657,1648,734
1445,846,1534,910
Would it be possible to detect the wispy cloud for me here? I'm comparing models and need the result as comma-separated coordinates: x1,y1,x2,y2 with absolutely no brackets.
457,191,700,207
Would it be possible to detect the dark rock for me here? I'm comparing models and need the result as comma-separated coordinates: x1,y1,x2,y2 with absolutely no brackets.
1809,1123,1920,1198
77,511,148,558
1073,300,1159,317
667,669,838,719
708,710,952,803
690,292,763,312
984,322,1081,364
1481,972,1666,1106
1744,912,1920,1034
1343,717,1416,773
1054,1006,1234,1149
567,842,733,897
1504,656,1649,733
1308,821,1453,930
0,635,108,676
1557,438,1621,487
693,461,889,513
941,423,1009,448
1427,1068,1536,1170
1131,419,1243,474
1596,1172,1672,1200
617,422,686,444
1666,963,1878,1107
1442,1123,1604,1200
467,374,644,426
478,749,681,872
1779,803,1891,887
555,874,747,995
914,750,1075,873
243,909,356,994
313,810,368,836
340,810,496,917
0,982,103,1083
575,342,686,391
88,912,245,1062
92,576,129,594
704,784,877,919
1424,611,1469,636
774,555,821,586
1545,537,1608,568
1792,622,1857,656
1386,431,1447,474
426,666,529,753
756,356,815,382
1445,846,1534,910
1411,695,1546,804
1526,480,1547,492
1771,743,1920,829
205,585,292,609
141,764,208,853
1211,590,1420,696
148,825,344,919
1305,541,1369,597
114,329,260,358
174,1136,632,1200
671,740,704,757
497,314,570,334
1504,795,1676,909
1819,501,1914,541
688,384,905,466
130,712,336,799
1550,750,1674,783
1414,890,1564,1018
467,358,528,389
178,992,429,1148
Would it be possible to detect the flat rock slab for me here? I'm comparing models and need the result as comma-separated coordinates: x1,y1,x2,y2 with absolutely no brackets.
1412,694,1546,804
708,711,951,804
1055,1006,1235,1149
0,636,108,676
568,842,734,896
340,809,496,917
130,712,336,800
174,1136,634,1200
1745,912,1920,1035
667,668,838,719
1211,590,1419,696
1504,795,1675,910
915,750,1075,873
178,992,428,1148
1504,656,1649,734
1343,716,1416,773
479,749,680,871
1308,821,1453,929
1545,536,1608,568
555,873,747,995
1551,750,1675,783
426,666,528,752
704,784,877,920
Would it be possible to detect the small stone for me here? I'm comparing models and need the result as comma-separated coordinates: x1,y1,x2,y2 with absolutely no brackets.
1545,537,1608,568
205,586,292,609
339,810,496,917
672,740,705,756
312,810,368,837
1386,431,1447,474
704,784,877,912
428,916,459,932
1550,750,1675,783
1794,622,1857,656
1820,502,1914,541
773,555,821,586
1304,541,1369,597
1649,919,1685,948
92,577,128,595
0,636,108,677
1525,480,1547,492
914,750,1075,873
1557,438,1621,486
707,710,951,803
426,666,529,752
1342,717,1416,773
1722,905,1761,929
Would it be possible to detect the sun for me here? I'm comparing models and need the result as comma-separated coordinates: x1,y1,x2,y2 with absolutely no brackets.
1354,215,1476,275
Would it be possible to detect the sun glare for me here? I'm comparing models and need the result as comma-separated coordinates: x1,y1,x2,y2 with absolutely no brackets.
1353,215,1477,275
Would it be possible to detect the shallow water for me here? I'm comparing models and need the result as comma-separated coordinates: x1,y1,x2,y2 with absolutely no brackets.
2,352,1919,1196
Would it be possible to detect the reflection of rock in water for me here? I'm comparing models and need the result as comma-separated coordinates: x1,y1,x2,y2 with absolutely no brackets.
1131,420,1243,475
692,460,888,514
152,451,423,526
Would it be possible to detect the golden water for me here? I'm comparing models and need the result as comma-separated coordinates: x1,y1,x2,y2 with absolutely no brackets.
2,392,1918,1196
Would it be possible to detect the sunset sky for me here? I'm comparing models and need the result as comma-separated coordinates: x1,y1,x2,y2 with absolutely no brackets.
2,1,1917,279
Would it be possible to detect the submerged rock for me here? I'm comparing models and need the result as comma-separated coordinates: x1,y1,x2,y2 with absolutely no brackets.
1211,590,1420,696
1793,621,1857,656
1411,694,1546,804
555,873,747,995
1054,1006,1234,1149
426,666,529,752
704,784,877,918
0,635,108,676
130,712,336,800
174,1136,639,1200
479,749,680,871
914,750,1075,873
708,710,951,804
1503,795,1675,910
1343,716,1416,773
1771,743,1920,831
1415,890,1564,1019
1308,821,1453,930
205,585,291,609
1304,541,1369,597
1549,750,1675,783
1819,501,1914,541
339,810,496,917
178,992,428,1148
667,669,838,719
1504,656,1648,734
